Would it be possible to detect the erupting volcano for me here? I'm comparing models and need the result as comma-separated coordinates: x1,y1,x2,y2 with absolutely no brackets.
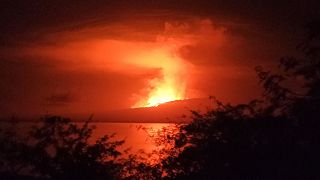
131,46,188,108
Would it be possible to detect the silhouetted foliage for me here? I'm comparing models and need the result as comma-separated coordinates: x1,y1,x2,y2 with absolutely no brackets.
153,19,320,179
0,116,124,180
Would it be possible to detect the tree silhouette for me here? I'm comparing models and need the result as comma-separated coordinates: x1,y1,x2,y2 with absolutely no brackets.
154,19,320,179
0,116,124,180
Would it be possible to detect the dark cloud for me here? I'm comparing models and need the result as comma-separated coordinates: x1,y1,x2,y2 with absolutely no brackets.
1,0,319,46
45,93,77,106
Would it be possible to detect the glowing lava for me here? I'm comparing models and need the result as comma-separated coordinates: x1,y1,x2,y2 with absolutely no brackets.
131,47,188,108
145,78,185,107
134,77,186,107
146,87,180,107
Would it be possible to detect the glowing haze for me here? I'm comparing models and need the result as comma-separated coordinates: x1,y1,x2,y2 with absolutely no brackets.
19,19,227,110
1,17,269,117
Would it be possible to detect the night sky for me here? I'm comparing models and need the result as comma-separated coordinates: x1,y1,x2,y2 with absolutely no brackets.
1,0,319,119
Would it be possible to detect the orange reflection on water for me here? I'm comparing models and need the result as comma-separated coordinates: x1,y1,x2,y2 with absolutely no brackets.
90,122,175,153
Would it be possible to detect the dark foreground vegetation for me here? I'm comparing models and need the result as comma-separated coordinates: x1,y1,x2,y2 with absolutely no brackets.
1,20,320,179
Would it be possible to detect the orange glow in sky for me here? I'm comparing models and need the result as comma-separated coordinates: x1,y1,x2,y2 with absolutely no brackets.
22,37,190,109
17,19,232,113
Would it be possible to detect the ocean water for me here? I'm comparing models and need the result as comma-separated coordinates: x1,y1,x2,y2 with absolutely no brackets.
90,122,174,153
0,121,174,154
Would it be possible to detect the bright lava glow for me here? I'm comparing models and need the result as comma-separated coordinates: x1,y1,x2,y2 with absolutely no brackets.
131,47,188,108
146,84,182,107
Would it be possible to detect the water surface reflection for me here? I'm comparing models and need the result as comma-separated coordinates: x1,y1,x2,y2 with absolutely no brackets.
91,123,174,153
